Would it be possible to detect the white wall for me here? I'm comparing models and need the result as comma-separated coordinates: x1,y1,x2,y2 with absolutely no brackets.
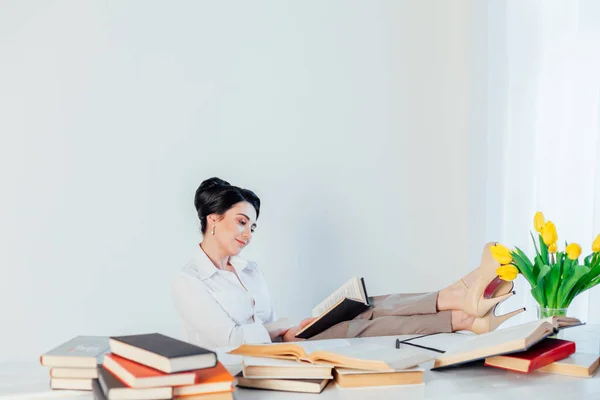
0,0,473,363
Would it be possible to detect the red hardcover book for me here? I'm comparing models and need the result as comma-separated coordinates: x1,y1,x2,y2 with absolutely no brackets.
484,338,576,373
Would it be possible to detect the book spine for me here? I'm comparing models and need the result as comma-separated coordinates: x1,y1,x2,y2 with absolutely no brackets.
529,341,576,372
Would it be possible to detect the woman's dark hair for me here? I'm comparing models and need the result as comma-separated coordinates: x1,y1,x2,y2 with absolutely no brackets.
194,177,261,234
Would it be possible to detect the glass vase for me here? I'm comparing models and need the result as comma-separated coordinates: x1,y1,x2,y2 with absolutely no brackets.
537,306,569,338
537,306,569,319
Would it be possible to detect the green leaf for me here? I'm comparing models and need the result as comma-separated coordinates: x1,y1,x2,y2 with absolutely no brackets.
582,274,600,292
539,234,549,265
584,253,594,267
577,261,600,291
531,280,547,307
558,264,590,308
512,248,536,286
534,255,544,278
537,264,551,284
530,231,540,255
546,256,563,308
562,258,573,281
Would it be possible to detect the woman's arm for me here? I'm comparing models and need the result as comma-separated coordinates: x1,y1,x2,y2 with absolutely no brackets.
172,275,271,348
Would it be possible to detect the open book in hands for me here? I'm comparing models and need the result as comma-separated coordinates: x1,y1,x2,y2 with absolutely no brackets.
228,340,436,371
432,316,583,369
295,277,370,339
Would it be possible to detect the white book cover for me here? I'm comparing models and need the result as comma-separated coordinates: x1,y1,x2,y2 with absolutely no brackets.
41,336,109,367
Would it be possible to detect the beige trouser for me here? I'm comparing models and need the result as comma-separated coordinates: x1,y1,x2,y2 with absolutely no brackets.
308,292,452,340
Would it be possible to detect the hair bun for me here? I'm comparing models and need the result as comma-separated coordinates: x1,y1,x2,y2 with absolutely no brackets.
198,177,230,192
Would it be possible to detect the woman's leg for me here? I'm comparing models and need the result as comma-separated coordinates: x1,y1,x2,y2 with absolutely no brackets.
360,292,439,319
308,310,474,340
307,292,475,340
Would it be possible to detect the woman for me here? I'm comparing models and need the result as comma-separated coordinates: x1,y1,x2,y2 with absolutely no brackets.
172,178,524,349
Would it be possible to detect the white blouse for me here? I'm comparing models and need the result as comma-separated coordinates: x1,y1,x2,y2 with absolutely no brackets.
172,246,278,349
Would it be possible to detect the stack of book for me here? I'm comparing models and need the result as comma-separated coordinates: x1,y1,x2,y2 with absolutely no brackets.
40,335,109,391
398,316,598,377
229,340,434,393
41,333,236,399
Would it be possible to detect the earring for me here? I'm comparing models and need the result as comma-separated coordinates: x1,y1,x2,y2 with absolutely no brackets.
211,226,215,235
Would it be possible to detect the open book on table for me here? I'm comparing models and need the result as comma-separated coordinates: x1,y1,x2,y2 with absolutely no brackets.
295,276,370,339
430,316,583,369
228,340,436,372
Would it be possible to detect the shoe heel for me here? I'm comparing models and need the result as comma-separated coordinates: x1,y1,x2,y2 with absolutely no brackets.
491,307,526,331
464,279,515,318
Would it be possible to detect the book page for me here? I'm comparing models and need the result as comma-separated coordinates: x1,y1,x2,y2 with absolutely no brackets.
320,344,436,370
294,339,352,354
243,356,332,368
400,333,472,353
311,277,365,317
439,320,548,358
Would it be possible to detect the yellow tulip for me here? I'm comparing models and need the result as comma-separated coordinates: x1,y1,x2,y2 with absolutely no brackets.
490,243,513,265
496,265,519,281
566,243,582,260
534,212,545,233
548,243,557,253
541,221,558,246
592,234,600,253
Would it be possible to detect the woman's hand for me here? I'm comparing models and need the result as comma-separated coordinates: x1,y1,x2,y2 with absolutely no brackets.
282,317,317,342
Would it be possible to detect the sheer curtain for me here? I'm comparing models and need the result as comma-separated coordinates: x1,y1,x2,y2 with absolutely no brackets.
471,0,600,325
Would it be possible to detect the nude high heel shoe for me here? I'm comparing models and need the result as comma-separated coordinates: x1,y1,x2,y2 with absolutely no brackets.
470,306,526,335
461,242,515,318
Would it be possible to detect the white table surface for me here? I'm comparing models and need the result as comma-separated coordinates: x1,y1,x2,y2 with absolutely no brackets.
2,325,599,400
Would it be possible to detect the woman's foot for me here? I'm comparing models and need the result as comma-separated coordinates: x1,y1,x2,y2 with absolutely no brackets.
451,310,475,332
438,243,515,317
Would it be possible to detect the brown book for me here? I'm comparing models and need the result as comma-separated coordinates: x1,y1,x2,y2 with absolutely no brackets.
241,356,333,379
236,372,330,394
433,317,582,369
333,367,423,388
537,353,600,377
296,277,370,339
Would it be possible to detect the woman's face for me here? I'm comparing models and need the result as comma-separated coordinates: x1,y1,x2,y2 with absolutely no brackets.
210,201,257,256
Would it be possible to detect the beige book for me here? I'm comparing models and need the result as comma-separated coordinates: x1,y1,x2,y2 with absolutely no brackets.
537,353,599,377
174,392,233,400
242,357,333,379
50,378,93,390
236,373,329,394
433,316,582,369
334,367,424,388
50,367,98,379
229,341,435,372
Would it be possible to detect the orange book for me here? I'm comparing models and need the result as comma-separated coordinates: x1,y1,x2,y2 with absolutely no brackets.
103,353,197,388
484,338,576,373
172,362,236,397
